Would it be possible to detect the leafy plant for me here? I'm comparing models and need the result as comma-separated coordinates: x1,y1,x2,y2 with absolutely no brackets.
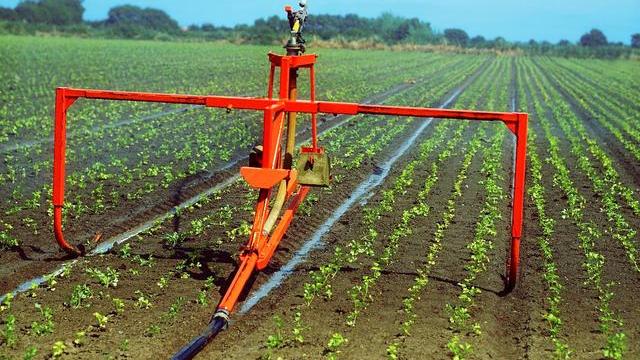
113,298,125,314
265,315,285,350
326,333,347,359
52,341,66,358
85,267,119,288
119,243,132,258
23,346,38,360
31,303,54,336
94,312,109,329
135,291,152,309
164,232,186,248
157,276,169,290
165,297,185,320
120,339,130,352
447,336,472,360
0,293,13,313
69,284,93,308
74,331,86,346
1,314,17,347
603,333,626,360
291,311,307,344
146,324,161,337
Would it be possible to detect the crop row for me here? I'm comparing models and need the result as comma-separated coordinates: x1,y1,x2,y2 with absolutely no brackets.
525,59,640,273
0,39,485,251
558,58,640,110
0,49,489,358
260,57,514,359
521,59,629,359
0,84,425,358
0,37,456,143
514,59,571,358
537,58,640,161
385,127,484,360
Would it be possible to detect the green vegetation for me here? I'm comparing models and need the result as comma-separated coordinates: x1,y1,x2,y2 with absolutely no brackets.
0,31,638,359
0,1,636,58
68,284,93,308
30,303,54,336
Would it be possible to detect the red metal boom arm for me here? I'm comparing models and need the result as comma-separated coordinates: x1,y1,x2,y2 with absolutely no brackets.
54,85,527,290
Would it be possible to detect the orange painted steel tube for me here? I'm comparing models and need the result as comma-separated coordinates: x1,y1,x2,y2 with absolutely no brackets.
257,186,310,270
52,54,528,301
506,113,528,290
217,253,258,313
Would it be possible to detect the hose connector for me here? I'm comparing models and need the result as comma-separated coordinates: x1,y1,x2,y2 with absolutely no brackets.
212,309,230,330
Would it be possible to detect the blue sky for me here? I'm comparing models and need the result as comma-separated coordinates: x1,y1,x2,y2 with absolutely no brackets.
1,0,638,44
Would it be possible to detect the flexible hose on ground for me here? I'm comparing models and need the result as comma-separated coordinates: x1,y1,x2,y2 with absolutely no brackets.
172,316,228,360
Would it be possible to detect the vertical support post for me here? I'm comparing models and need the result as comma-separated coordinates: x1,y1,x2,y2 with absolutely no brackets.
267,63,276,99
309,65,318,151
262,106,274,169
53,88,67,210
52,88,81,256
278,58,290,99
284,61,298,170
507,113,528,291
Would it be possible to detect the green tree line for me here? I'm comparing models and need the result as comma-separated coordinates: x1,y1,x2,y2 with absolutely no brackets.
0,0,638,58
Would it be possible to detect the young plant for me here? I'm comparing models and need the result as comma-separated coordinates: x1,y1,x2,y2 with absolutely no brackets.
196,290,208,306
52,341,66,358
163,232,186,248
165,297,185,320
119,243,132,258
23,346,38,360
265,315,285,350
94,312,109,330
0,293,13,313
135,291,152,309
85,267,119,288
74,331,86,346
69,284,93,308
447,336,472,360
120,339,130,352
1,314,17,347
603,332,627,360
157,276,169,290
31,303,54,336
146,324,161,337
291,311,307,344
326,333,347,360
113,298,125,315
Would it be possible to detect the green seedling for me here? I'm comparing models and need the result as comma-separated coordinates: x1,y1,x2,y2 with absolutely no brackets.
52,341,66,358
31,303,54,336
94,312,109,329
69,284,93,308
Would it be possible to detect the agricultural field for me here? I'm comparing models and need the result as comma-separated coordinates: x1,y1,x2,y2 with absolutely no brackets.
0,35,639,359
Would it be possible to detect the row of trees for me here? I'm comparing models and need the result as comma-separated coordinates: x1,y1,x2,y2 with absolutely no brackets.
0,0,638,57
0,0,180,36
191,13,438,45
0,0,83,25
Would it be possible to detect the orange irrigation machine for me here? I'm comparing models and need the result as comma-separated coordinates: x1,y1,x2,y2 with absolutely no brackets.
51,2,528,358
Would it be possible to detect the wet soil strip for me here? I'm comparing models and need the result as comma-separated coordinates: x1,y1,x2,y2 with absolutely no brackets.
0,82,425,303
238,85,467,315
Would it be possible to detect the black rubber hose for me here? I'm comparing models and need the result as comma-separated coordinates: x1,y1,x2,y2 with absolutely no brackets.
172,317,227,360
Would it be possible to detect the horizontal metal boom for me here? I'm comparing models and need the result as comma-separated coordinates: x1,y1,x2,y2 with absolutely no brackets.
58,87,521,123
